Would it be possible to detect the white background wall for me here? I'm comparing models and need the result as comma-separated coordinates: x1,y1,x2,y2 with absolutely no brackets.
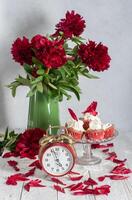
0,0,132,132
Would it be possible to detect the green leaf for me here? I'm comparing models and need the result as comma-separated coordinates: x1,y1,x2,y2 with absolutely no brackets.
24,64,32,74
37,69,45,75
32,57,43,67
4,127,9,140
37,82,43,93
16,75,30,86
27,85,37,97
82,72,99,79
31,76,43,84
59,88,72,100
48,82,57,90
61,85,81,101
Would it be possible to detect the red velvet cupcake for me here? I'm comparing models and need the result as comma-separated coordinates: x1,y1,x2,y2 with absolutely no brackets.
104,124,115,139
85,129,105,141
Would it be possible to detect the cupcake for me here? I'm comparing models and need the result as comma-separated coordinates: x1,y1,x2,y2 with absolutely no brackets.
85,114,105,141
66,108,84,141
82,101,98,130
83,101,116,141
103,123,115,139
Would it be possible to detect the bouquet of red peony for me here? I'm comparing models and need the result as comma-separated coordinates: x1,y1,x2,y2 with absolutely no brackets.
8,10,111,101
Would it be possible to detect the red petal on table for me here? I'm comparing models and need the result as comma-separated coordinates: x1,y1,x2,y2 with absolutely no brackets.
24,167,36,177
92,143,113,149
98,175,129,181
6,173,29,185
111,165,132,174
3,152,18,158
98,176,106,182
95,185,111,195
113,158,127,164
24,179,46,192
7,160,20,171
24,183,30,192
69,175,83,181
84,178,98,186
70,182,84,191
53,185,65,193
72,191,88,195
73,188,99,195
107,143,114,147
51,177,66,185
68,171,80,175
29,160,42,170
102,149,109,153
64,184,75,189
107,175,129,180
106,154,117,161
82,101,98,115
68,108,78,121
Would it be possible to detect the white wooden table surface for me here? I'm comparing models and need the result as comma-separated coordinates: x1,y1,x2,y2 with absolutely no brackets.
0,130,132,200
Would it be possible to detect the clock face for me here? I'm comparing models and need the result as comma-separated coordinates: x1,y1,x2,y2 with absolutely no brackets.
41,143,74,176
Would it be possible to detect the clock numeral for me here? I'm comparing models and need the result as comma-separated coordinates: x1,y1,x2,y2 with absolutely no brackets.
45,158,48,162
67,158,71,161
47,153,51,157
55,148,59,151
65,163,68,166
51,167,54,171
47,163,50,167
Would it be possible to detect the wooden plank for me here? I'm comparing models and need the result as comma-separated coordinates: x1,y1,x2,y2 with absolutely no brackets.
89,132,132,200
0,157,23,200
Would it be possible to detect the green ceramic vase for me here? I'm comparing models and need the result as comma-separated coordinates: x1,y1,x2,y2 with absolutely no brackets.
27,91,60,134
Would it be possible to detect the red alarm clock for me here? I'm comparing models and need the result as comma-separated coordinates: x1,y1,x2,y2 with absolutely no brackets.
39,126,76,177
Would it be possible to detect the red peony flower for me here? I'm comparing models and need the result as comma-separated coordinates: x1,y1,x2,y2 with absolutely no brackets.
54,10,86,38
78,40,111,72
15,128,46,159
11,37,32,65
31,35,67,68
31,34,48,50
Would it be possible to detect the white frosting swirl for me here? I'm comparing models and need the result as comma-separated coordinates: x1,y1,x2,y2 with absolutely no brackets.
89,118,102,130
67,119,84,131
102,123,112,130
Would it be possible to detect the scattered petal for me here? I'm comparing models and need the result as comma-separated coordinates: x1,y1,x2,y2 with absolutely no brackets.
113,158,127,164
24,167,36,177
51,177,66,185
29,160,42,170
84,178,98,186
7,160,20,171
24,179,46,192
98,176,106,182
3,152,18,158
102,149,109,153
98,175,129,181
111,165,132,174
82,101,98,115
70,182,83,191
6,173,29,185
91,143,113,149
68,108,78,121
107,175,129,180
69,175,83,181
54,184,65,193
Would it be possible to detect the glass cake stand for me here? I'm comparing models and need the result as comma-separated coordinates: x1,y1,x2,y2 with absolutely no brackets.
75,131,118,165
